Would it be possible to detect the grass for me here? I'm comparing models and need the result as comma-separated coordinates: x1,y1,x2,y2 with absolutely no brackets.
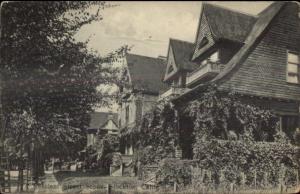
54,171,138,193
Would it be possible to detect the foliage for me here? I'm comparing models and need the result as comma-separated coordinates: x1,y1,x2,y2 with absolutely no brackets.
97,134,120,169
186,87,278,143
0,1,121,164
132,101,179,166
156,159,194,187
192,140,298,188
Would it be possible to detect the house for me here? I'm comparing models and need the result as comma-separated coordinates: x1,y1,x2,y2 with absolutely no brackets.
118,53,167,175
86,111,119,147
159,2,300,158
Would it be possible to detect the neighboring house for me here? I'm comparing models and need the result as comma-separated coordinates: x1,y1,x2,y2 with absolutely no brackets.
117,53,167,176
86,111,119,147
159,2,300,158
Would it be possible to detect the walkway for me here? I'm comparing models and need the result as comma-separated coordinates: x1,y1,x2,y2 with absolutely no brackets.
35,171,63,193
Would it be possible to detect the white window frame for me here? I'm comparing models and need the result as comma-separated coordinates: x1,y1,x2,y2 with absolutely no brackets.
286,51,299,84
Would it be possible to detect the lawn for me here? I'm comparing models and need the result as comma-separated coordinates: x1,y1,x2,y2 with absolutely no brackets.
54,171,139,193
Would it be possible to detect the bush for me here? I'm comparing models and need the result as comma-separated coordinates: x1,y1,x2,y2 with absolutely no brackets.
192,139,298,187
156,159,195,188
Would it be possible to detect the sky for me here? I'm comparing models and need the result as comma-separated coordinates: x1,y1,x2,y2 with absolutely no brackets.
74,1,273,112
75,1,273,58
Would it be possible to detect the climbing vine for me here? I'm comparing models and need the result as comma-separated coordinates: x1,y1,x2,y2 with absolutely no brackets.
185,87,279,143
132,100,179,166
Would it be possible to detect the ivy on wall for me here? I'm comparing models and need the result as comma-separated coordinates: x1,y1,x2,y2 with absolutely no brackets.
131,100,179,166
123,86,299,188
185,87,279,143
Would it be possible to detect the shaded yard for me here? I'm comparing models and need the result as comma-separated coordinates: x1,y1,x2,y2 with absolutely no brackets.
54,171,138,193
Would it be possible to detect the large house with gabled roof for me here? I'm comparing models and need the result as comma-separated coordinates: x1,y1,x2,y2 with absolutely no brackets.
86,111,119,147
159,1,300,158
117,53,167,176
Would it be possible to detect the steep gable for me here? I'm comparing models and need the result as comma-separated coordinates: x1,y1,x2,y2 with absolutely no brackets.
101,119,118,130
192,3,257,61
192,10,216,61
163,43,178,81
125,53,167,94
163,39,198,82
88,112,118,130
175,2,300,103
217,2,300,101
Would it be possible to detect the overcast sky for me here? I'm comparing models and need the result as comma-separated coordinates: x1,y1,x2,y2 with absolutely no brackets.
77,1,273,112
75,1,273,59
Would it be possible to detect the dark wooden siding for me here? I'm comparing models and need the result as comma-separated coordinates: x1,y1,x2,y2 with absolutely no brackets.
219,3,300,102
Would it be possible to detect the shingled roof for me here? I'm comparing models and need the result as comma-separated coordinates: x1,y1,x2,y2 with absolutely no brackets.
126,53,168,94
170,39,199,71
203,3,257,43
88,112,118,130
174,2,287,102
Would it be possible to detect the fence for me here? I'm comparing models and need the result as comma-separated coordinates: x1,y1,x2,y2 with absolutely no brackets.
190,167,299,194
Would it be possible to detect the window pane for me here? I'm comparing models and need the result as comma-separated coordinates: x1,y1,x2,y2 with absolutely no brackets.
288,52,299,64
287,63,298,73
210,51,219,62
287,75,298,83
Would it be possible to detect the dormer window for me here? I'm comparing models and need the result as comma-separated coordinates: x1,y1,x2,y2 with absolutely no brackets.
287,52,299,84
199,37,208,48
201,60,207,65
209,51,219,63
168,64,174,73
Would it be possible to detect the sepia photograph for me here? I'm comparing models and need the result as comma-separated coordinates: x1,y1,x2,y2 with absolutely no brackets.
0,1,300,194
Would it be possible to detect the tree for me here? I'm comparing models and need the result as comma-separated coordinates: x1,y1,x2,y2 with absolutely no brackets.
0,1,120,184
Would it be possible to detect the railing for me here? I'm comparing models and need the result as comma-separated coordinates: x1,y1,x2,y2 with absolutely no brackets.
158,86,188,101
186,61,221,86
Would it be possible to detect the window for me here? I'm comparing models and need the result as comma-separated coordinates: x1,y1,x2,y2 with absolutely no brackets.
287,52,299,84
280,115,299,141
209,51,219,63
199,37,208,48
125,105,129,125
201,60,207,66
168,64,174,73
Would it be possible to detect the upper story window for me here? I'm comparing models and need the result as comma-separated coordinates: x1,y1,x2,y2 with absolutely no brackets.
199,37,208,48
209,51,219,63
287,52,299,84
168,64,174,73
125,105,129,125
200,51,219,65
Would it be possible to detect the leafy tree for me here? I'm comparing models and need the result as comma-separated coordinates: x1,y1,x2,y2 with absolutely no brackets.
98,134,120,170
0,1,120,184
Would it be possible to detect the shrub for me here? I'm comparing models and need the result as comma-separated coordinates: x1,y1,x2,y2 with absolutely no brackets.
156,159,194,187
192,139,298,187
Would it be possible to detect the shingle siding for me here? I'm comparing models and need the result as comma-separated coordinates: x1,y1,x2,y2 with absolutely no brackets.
192,14,215,60
219,3,300,102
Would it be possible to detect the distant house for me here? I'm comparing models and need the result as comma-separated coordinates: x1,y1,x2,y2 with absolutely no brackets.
118,53,167,175
159,2,300,158
86,111,119,147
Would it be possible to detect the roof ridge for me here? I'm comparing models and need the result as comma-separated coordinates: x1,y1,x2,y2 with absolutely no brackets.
211,1,286,83
169,38,194,45
203,2,258,18
175,2,286,101
127,52,165,61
